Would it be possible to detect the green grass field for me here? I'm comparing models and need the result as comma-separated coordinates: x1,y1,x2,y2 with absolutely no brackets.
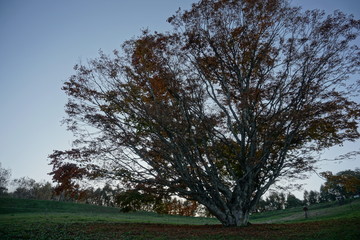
1,197,359,239
251,199,360,223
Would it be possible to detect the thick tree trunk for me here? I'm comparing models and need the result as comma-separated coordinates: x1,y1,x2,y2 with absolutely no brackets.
223,209,250,227
207,203,251,227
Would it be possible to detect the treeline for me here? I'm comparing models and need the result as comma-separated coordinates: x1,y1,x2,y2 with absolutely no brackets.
256,169,360,212
52,183,199,216
1,162,359,217
256,189,335,212
76,186,199,216
0,176,54,200
0,170,199,216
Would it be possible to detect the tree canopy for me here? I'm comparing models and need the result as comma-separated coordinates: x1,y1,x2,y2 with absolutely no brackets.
321,169,360,199
49,0,360,226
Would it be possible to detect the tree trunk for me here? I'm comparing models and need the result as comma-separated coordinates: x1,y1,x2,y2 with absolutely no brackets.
223,209,250,227
207,204,251,227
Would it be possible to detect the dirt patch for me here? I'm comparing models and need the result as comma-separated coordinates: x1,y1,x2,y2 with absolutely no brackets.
78,218,359,239
3,217,359,239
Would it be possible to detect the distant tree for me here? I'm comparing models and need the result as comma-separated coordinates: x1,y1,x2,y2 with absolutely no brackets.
115,189,158,212
321,169,360,199
12,177,37,199
84,187,100,205
86,183,117,206
0,163,11,196
32,181,53,200
255,197,268,212
49,0,360,226
265,191,286,210
160,198,199,216
101,183,116,206
319,184,336,202
308,190,320,205
303,190,310,206
286,193,302,208
12,177,53,200
180,200,199,216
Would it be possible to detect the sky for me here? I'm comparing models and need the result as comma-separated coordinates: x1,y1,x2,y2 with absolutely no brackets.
0,0,359,198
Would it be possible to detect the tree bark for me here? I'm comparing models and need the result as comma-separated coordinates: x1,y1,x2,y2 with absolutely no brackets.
220,208,250,227
227,209,250,227
202,199,251,227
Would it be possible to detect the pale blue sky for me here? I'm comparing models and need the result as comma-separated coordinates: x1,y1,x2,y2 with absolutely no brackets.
0,0,359,197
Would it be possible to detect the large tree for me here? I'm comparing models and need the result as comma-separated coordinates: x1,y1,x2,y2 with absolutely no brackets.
49,0,360,226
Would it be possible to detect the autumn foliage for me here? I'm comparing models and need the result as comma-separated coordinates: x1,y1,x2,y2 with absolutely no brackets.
49,0,360,226
321,169,360,198
50,162,87,199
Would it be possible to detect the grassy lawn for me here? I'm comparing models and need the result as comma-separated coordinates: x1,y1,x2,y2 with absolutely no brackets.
251,199,360,223
1,198,359,239
0,198,218,225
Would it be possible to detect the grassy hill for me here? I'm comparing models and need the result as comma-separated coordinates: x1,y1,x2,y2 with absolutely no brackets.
251,199,360,223
1,197,359,239
0,197,218,225
0,197,120,214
